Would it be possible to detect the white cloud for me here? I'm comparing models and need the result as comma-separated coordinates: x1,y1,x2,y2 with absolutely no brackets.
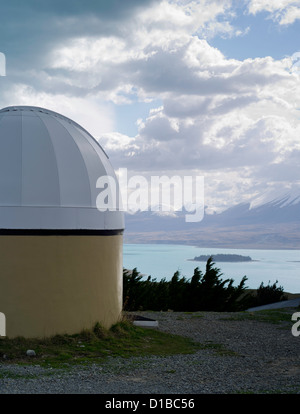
99,29,300,210
46,1,241,101
2,84,115,138
248,0,297,14
280,5,300,25
248,0,300,25
1,0,300,212
101,132,138,152
137,0,235,40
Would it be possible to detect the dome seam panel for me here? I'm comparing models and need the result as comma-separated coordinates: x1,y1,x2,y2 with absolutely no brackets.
54,116,93,208
33,112,61,206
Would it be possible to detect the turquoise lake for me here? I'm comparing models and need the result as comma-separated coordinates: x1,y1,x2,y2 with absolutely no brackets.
123,243,300,293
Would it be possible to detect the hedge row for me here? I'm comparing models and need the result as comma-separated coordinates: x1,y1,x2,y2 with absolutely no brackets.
123,257,286,312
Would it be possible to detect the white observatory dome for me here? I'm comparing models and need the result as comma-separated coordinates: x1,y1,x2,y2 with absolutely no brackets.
0,106,124,231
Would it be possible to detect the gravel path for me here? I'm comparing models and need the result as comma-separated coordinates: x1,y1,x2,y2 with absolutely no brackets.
0,310,300,394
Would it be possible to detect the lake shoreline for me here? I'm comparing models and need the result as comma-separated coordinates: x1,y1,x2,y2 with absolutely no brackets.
123,243,300,293
123,239,300,251
187,258,260,263
189,253,257,263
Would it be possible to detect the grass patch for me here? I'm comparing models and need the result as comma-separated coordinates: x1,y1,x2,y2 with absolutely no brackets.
198,341,239,357
220,309,294,325
190,315,204,319
0,319,201,368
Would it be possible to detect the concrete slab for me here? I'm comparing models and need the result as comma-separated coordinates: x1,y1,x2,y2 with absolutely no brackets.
131,315,159,328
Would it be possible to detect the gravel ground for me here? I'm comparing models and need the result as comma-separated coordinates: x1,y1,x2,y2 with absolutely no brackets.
0,310,300,394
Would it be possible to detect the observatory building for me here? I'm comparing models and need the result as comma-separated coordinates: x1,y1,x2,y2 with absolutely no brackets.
0,106,124,338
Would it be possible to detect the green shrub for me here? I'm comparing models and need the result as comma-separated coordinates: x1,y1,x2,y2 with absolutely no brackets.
252,280,286,307
123,257,250,312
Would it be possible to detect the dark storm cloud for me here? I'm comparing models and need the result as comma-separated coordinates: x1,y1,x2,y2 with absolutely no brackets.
0,0,158,70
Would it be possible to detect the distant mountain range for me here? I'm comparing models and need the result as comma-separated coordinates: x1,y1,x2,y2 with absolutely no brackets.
124,190,300,249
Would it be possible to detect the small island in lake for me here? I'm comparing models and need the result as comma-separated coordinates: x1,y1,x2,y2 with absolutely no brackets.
192,254,253,262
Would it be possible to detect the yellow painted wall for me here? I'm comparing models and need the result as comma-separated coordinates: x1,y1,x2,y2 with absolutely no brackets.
0,235,123,338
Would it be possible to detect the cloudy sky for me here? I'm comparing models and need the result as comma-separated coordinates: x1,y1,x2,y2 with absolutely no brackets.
0,0,300,213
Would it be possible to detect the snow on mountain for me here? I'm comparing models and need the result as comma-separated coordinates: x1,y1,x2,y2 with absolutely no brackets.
124,188,300,233
249,188,300,210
